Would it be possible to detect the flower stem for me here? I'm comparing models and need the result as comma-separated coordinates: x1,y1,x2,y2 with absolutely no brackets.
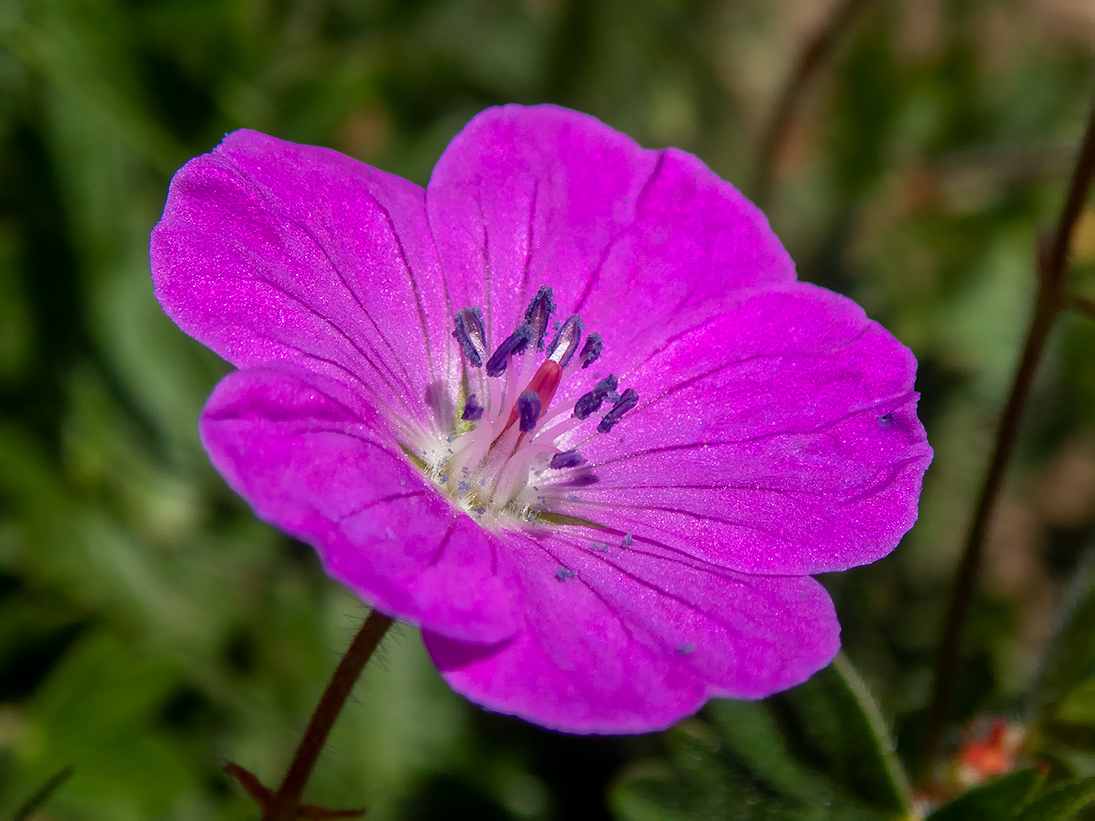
919,96,1095,784
752,0,872,207
263,609,394,821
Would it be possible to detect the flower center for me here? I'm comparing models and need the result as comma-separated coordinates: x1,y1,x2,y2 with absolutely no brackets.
420,286,637,528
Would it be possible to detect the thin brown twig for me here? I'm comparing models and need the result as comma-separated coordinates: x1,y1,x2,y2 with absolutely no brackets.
266,609,393,820
920,96,1095,785
752,0,873,207
1067,294,1095,320
225,609,393,820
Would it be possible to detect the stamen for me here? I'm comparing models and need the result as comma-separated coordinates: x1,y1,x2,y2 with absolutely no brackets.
579,332,603,368
517,391,541,432
549,449,584,469
547,315,583,367
485,325,532,377
453,307,487,366
461,394,484,421
597,388,638,433
523,286,556,350
574,375,618,420
434,287,630,523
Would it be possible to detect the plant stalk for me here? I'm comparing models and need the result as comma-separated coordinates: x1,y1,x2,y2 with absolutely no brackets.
263,609,394,821
920,96,1095,783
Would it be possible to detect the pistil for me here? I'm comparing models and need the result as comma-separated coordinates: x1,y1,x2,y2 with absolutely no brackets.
503,359,562,433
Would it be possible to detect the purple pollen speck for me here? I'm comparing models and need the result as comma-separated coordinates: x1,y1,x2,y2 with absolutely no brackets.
152,103,932,736
549,449,584,469
580,332,603,368
598,387,639,434
517,391,541,432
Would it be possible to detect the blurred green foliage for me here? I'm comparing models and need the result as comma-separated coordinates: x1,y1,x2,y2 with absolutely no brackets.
1,0,1094,818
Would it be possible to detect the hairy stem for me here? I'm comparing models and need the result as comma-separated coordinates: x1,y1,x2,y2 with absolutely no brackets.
920,97,1095,783
264,610,394,821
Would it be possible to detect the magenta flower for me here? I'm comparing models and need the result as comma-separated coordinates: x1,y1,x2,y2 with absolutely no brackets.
151,105,931,733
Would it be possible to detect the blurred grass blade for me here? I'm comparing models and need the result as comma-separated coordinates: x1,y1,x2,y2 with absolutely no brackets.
12,765,74,821
0,0,185,173
1015,775,1095,821
926,770,1043,821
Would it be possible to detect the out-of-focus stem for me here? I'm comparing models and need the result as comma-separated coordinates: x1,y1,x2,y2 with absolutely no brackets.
920,96,1095,784
752,0,872,207
13,765,74,821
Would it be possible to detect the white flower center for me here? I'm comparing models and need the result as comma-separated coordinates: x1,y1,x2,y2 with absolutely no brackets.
412,287,637,530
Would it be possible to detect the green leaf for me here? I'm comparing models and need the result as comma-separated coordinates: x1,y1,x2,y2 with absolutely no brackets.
1032,555,1095,722
1055,680,1095,728
612,655,914,820
1029,553,1095,777
1015,776,1095,821
926,772,1095,821
613,721,744,821
927,770,1043,821
783,653,912,814
706,700,833,804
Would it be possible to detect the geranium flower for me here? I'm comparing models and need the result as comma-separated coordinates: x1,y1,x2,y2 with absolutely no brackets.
151,105,931,733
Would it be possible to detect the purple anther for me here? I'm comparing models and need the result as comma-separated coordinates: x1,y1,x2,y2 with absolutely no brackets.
523,286,556,350
485,325,532,377
547,314,583,367
549,449,584,469
573,374,618,420
517,390,541,432
452,306,487,366
597,387,638,433
461,394,484,421
579,332,603,368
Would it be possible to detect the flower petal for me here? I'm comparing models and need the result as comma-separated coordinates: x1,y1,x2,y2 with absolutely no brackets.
151,129,458,431
425,527,838,733
426,104,794,374
199,362,518,644
545,283,933,575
